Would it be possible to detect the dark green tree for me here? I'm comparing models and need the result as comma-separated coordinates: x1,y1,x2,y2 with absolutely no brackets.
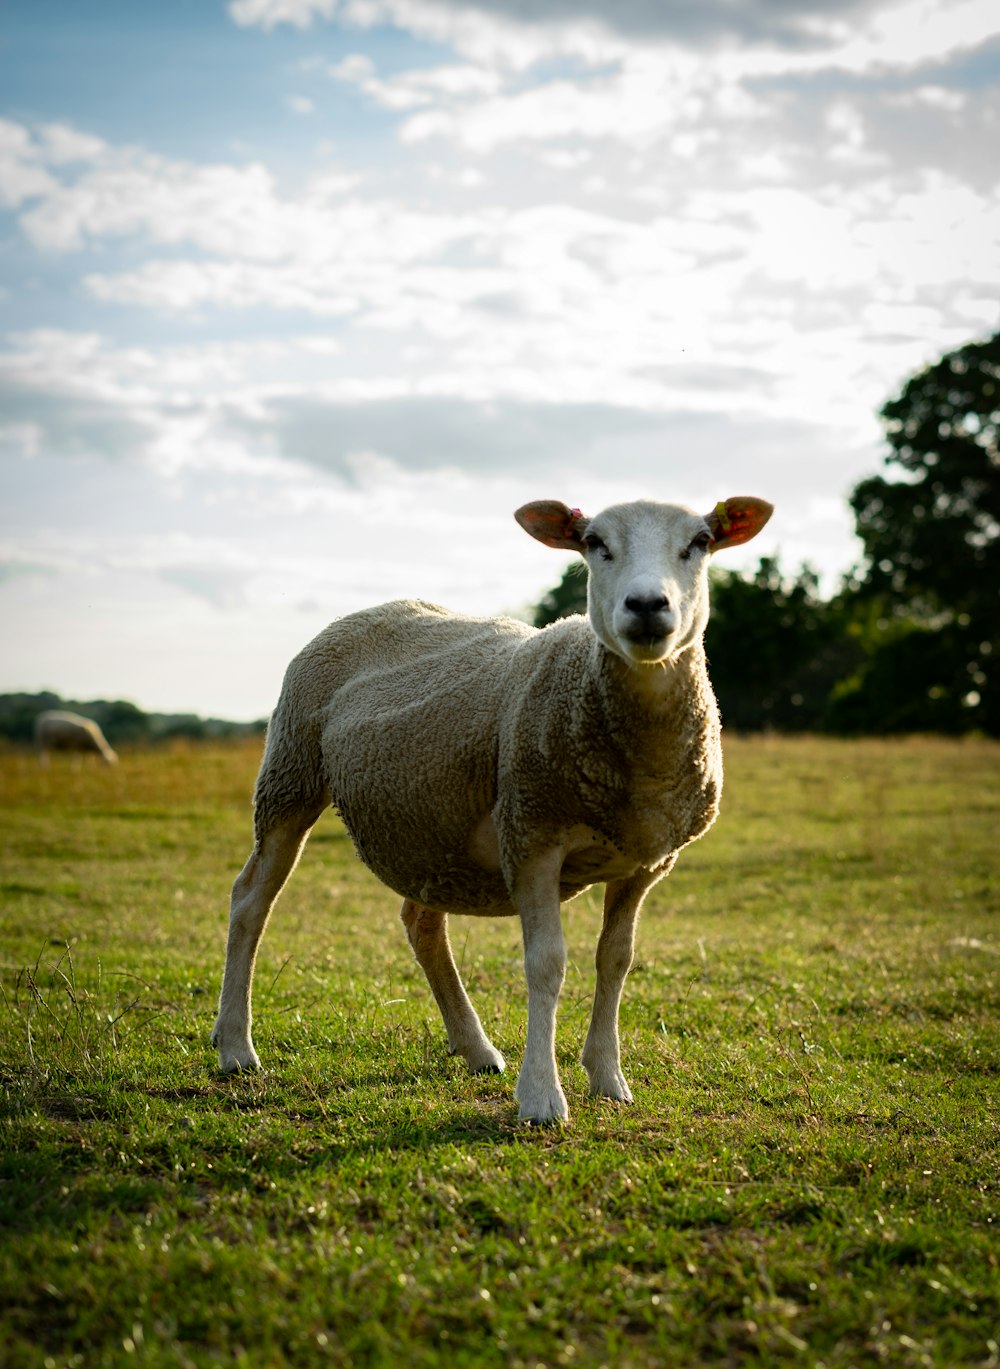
842,330,1000,733
0,691,62,743
705,559,858,732
531,562,588,628
92,698,152,743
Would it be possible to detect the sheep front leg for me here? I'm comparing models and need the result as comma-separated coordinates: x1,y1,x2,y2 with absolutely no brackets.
581,871,661,1102
514,850,569,1124
400,900,505,1074
212,811,319,1072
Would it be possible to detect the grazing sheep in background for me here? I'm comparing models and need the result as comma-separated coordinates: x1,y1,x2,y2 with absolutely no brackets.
35,710,118,766
212,494,773,1123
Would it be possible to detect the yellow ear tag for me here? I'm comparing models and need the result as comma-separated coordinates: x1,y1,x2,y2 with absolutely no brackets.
715,500,732,533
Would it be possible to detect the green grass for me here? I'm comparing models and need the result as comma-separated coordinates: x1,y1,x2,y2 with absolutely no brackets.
1,735,998,1368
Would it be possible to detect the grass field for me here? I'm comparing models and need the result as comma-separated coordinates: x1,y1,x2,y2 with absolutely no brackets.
1,734,998,1368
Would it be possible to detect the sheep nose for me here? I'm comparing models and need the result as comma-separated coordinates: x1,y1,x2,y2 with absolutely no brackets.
622,593,674,643
624,593,670,620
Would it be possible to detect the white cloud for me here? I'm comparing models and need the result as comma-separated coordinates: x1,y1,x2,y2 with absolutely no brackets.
0,118,58,208
230,0,1000,76
329,53,502,111
229,0,341,29
0,421,42,460
828,0,1000,73
888,84,968,112
4,74,996,467
36,123,109,165
18,152,294,257
8,123,998,445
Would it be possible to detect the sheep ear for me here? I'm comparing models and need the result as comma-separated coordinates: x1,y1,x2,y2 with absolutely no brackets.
706,497,774,551
515,501,589,551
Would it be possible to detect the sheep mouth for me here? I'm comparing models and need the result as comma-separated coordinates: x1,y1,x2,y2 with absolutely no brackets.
622,631,673,663
621,620,674,645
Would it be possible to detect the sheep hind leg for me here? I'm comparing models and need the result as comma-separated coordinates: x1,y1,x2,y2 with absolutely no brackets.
580,872,660,1103
212,807,322,1073
400,900,505,1074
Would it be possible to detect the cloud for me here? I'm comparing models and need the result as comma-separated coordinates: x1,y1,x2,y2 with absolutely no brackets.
0,321,848,492
156,563,257,611
393,59,761,152
18,151,294,257
222,392,805,483
36,123,109,165
0,329,344,485
230,0,873,49
0,369,156,468
68,172,1000,455
0,118,58,209
390,0,875,48
0,313,867,599
0,558,59,585
4,8,997,627
317,24,1000,169
229,0,340,28
4,62,997,501
230,0,1000,73
328,53,502,110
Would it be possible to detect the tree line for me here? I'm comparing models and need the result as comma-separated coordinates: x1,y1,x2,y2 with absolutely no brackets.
0,690,266,746
531,331,999,736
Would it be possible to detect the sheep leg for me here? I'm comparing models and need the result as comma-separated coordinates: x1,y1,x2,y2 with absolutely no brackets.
514,850,569,1124
212,811,319,1072
580,874,655,1102
400,900,505,1074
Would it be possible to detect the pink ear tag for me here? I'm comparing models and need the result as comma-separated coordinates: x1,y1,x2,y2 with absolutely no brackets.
565,507,584,536
714,500,732,533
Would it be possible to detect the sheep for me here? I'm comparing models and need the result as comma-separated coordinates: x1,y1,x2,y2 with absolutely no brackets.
212,494,773,1123
34,710,118,766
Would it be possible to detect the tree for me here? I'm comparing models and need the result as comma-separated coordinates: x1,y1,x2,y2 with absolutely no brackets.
846,330,1000,733
704,559,859,732
94,698,152,743
531,562,587,628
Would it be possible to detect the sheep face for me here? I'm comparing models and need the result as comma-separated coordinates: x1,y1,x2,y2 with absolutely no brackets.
581,501,713,666
516,495,774,671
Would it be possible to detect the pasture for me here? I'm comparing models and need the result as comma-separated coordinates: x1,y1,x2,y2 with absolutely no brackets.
1,735,997,1368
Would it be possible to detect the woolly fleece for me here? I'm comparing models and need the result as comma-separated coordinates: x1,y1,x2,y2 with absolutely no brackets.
252,597,723,915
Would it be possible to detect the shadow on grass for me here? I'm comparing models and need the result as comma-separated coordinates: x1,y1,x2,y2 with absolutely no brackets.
0,1079,540,1249
1,1045,544,1231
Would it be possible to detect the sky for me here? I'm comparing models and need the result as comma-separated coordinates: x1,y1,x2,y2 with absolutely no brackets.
1,0,998,720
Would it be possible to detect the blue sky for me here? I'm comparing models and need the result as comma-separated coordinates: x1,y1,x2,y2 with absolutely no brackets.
2,0,998,718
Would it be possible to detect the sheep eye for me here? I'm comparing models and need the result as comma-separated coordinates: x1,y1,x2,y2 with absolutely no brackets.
583,533,613,561
680,531,712,561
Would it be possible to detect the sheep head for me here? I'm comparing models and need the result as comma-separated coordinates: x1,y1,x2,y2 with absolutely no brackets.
516,496,773,668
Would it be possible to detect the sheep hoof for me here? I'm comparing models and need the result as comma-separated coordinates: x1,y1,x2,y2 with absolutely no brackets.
515,1079,570,1125
451,1042,506,1074
589,1077,634,1104
471,1046,506,1074
218,1054,262,1075
213,1031,262,1074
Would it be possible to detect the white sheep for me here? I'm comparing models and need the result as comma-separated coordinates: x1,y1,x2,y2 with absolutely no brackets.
34,710,119,765
212,495,773,1123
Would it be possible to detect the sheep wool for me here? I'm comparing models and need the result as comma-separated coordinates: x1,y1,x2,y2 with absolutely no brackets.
255,601,721,915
